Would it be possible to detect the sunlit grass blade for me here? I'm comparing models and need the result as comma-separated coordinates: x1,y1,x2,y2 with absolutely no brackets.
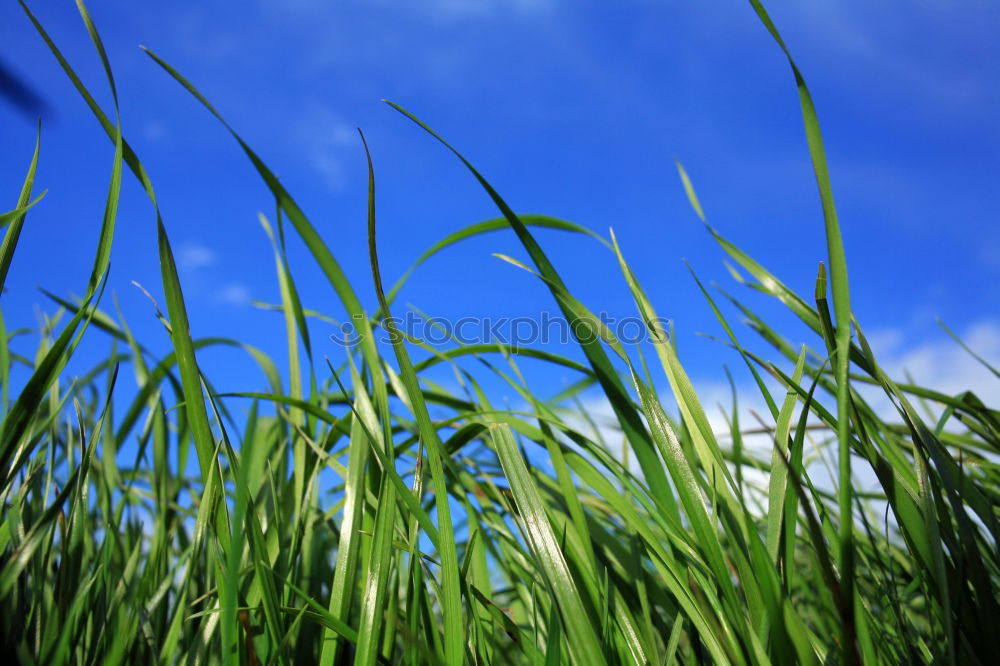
0,122,42,294
361,131,465,665
744,5,857,658
488,423,605,666
765,346,806,563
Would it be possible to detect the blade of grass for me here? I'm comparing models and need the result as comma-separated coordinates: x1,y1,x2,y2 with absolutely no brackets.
0,122,42,294
488,423,606,666
361,131,465,666
744,5,857,659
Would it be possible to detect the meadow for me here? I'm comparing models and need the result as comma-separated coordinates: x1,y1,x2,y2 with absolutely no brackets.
1,1,998,664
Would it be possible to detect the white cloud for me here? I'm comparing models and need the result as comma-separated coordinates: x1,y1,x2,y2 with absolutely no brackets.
266,0,558,21
294,105,356,191
177,242,216,270
561,319,1000,495
425,0,558,19
567,374,780,458
143,120,168,144
865,319,1000,413
781,3,991,111
980,240,1000,269
214,282,251,306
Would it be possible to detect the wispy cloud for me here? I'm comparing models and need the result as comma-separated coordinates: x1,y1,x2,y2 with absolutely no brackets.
867,319,1000,408
565,318,1000,486
174,243,251,306
294,104,356,191
214,282,251,306
267,0,558,21
424,0,559,20
177,242,216,270
142,120,168,144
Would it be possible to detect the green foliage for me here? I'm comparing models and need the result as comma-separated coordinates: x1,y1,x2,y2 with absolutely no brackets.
2,2,997,664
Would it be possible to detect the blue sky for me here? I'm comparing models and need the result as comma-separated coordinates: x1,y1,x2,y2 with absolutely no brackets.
1,0,998,414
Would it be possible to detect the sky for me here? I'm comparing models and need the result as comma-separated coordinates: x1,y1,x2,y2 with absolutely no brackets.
1,0,998,424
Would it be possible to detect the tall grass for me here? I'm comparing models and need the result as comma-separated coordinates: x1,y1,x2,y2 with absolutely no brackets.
2,1,997,664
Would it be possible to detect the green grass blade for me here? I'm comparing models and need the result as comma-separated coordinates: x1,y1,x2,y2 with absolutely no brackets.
0,122,42,293
744,5,857,660
488,423,606,666
361,131,464,666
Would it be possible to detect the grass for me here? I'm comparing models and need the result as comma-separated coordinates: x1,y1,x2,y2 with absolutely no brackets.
2,1,998,664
